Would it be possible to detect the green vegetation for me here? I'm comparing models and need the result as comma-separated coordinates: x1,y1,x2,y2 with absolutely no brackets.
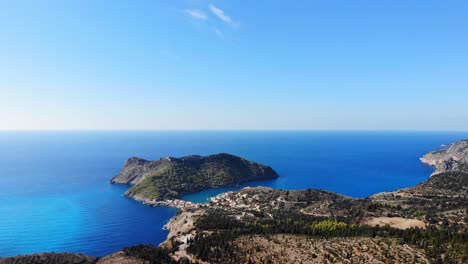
121,154,279,200
120,244,182,264
114,141,468,263
187,209,468,264
371,171,468,224
181,169,468,263
311,219,352,231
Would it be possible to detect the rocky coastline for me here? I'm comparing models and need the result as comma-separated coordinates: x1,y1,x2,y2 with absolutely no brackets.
2,141,467,263
111,153,279,202
420,139,468,175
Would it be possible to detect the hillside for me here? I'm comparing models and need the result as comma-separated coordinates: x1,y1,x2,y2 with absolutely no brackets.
232,235,429,263
111,153,279,201
420,140,468,175
0,253,96,264
3,141,468,264
159,140,468,263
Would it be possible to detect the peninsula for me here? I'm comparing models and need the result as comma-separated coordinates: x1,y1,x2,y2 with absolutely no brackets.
1,141,467,264
111,153,280,202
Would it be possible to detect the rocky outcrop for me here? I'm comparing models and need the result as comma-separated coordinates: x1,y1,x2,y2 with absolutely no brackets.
111,153,279,201
5,140,468,264
370,140,468,225
110,157,159,185
420,140,468,175
160,210,206,263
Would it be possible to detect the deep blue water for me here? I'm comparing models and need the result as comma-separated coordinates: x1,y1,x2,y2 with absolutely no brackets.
0,131,467,257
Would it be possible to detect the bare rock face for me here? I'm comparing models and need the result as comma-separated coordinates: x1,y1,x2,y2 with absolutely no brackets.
110,157,161,185
420,140,468,175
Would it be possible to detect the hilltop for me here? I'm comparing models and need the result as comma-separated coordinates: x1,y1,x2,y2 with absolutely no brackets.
420,140,468,175
2,141,467,263
157,140,468,263
111,153,279,201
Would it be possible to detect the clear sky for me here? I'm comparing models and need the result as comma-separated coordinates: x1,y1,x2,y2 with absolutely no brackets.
1,0,467,130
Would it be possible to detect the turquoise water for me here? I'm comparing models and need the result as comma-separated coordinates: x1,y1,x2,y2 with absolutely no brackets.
0,131,467,257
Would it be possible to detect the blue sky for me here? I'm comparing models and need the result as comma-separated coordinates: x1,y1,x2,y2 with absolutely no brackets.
0,0,467,130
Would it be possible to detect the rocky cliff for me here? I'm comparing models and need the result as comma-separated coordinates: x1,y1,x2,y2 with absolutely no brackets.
161,141,468,263
111,153,279,201
420,140,468,175
5,141,468,264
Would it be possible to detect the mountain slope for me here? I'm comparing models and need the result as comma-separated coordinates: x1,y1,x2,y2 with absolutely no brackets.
163,140,468,263
6,141,468,263
111,153,279,201
420,140,468,175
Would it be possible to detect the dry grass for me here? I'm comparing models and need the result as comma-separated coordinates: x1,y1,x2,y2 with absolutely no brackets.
364,217,427,229
233,235,429,264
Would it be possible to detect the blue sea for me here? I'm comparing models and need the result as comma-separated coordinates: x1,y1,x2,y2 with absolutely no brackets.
0,131,467,257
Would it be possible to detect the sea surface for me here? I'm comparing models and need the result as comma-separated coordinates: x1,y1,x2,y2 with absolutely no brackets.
0,131,467,257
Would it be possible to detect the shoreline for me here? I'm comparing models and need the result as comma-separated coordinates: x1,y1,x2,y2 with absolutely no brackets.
150,146,448,254
2,139,465,261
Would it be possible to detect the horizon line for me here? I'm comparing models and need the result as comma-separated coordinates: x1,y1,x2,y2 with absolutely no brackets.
1,128,468,133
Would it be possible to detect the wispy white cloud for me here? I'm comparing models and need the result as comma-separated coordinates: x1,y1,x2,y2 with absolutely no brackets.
184,9,207,20
209,4,238,28
214,28,224,39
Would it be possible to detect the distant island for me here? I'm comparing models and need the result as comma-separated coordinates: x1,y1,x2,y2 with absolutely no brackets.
111,153,280,202
1,141,467,264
